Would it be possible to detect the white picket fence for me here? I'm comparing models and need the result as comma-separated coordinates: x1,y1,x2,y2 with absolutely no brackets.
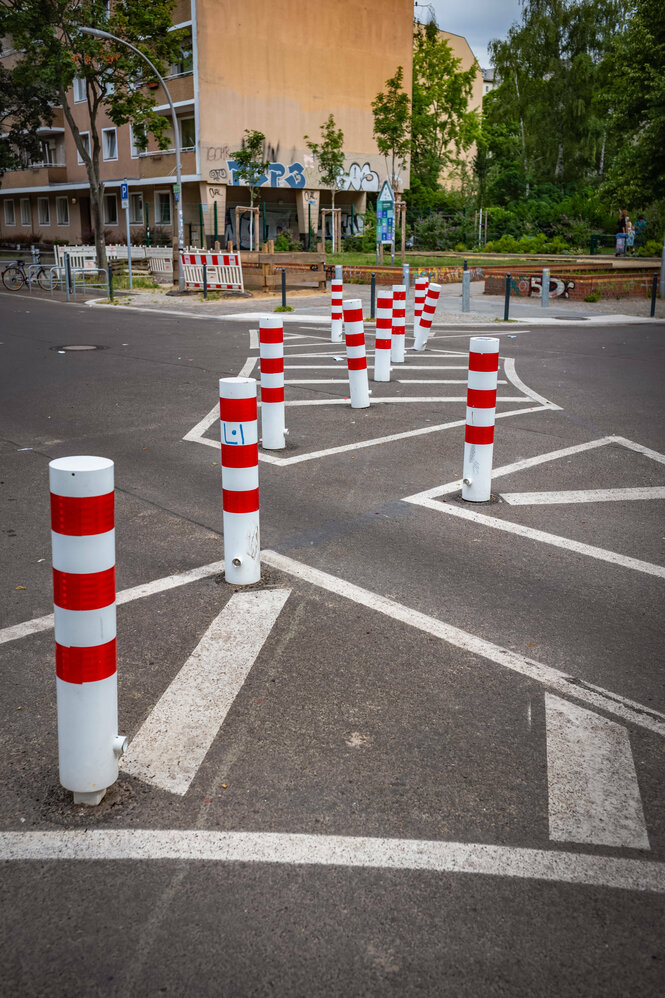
53,244,183,277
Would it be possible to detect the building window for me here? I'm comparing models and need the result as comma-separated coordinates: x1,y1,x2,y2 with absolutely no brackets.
130,123,146,158
73,76,86,103
169,29,193,77
104,194,118,225
180,117,196,150
129,192,144,224
102,127,117,161
155,191,171,225
38,198,51,225
56,197,70,226
41,137,59,165
77,132,91,165
4,200,16,226
20,199,31,226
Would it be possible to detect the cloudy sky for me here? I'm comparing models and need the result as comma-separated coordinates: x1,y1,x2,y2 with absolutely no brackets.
415,0,524,68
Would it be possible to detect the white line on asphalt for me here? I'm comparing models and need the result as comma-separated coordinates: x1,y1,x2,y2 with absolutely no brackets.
121,589,290,795
284,379,507,385
284,396,530,406
503,357,562,409
502,487,665,505
261,550,665,737
249,329,259,349
283,365,469,370
1,829,663,892
0,560,226,647
614,436,665,466
182,404,219,444
545,695,650,850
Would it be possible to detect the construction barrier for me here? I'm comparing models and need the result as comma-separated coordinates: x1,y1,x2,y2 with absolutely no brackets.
391,284,406,363
259,317,286,450
413,282,442,351
462,337,500,502
49,455,126,806
219,377,260,584
342,299,370,409
331,279,343,343
374,290,392,382
182,252,244,292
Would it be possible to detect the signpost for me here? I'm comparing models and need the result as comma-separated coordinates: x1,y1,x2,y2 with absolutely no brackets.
376,180,395,265
120,180,132,290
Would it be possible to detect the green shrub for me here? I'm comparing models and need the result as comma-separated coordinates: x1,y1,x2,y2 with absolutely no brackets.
454,242,467,252
274,229,301,252
637,239,663,257
584,292,600,302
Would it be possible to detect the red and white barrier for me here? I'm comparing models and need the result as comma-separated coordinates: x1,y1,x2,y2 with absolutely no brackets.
462,336,500,502
259,317,286,450
414,276,429,326
331,279,343,342
49,456,127,806
180,251,244,291
342,299,370,408
391,284,406,363
219,377,260,584
374,290,392,382
413,281,442,351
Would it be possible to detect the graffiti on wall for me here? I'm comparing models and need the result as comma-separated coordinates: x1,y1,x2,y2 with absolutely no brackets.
226,160,307,189
339,162,379,192
530,275,576,298
208,159,383,192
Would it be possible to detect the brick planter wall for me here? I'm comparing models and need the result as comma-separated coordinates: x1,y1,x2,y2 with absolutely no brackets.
326,264,485,287
484,269,656,300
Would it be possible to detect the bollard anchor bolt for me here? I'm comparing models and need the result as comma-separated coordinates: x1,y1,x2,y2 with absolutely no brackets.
463,478,472,486
113,735,129,758
232,557,242,567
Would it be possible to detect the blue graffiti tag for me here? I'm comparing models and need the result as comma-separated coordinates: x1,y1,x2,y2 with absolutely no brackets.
223,423,245,445
226,160,306,190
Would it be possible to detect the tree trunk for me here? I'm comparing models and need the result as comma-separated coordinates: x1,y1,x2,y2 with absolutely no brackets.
599,132,607,178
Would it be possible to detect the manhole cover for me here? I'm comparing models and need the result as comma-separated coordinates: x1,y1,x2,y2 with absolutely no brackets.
50,344,107,352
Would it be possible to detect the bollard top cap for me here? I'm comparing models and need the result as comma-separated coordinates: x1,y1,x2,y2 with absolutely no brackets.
219,376,257,399
49,455,113,473
469,335,500,352
427,282,442,292
259,315,283,327
49,456,114,498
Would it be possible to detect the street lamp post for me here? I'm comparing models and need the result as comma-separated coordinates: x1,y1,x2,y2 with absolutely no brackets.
79,25,185,291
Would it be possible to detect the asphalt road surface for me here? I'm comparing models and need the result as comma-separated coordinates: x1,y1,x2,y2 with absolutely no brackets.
1,291,664,997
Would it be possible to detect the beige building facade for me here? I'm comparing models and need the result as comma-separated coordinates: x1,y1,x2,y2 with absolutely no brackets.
0,0,414,249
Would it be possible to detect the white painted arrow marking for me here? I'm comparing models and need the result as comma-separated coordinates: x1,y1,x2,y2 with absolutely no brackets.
121,588,291,795
502,487,665,505
545,695,649,850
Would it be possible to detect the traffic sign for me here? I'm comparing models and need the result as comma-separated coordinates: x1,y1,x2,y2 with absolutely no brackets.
376,180,395,245
120,180,129,210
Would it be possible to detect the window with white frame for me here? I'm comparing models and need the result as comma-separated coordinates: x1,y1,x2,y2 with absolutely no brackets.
20,199,31,226
104,193,118,225
129,192,144,225
169,29,193,77
38,197,50,225
130,123,146,158
77,132,91,165
102,127,117,161
180,117,196,150
56,197,70,226
4,200,16,226
155,191,171,225
73,76,86,103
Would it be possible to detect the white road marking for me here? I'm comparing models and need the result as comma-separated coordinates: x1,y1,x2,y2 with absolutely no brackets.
545,695,650,850
249,328,259,350
502,487,665,505
1,830,663,892
399,379,508,385
283,365,469,370
503,357,562,409
121,589,290,795
284,396,529,406
0,560,225,647
261,550,665,737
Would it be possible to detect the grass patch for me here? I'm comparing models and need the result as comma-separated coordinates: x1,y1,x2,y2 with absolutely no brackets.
274,304,293,312
111,273,159,290
584,292,601,302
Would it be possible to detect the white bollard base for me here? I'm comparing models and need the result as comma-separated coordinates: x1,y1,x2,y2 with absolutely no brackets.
413,322,427,351
331,319,343,343
74,789,106,806
391,339,405,363
57,675,119,794
261,402,286,450
462,441,494,502
223,509,261,585
349,368,370,408
374,353,391,382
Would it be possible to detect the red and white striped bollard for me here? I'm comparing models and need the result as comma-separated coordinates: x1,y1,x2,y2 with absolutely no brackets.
219,377,260,584
413,281,442,351
462,336,500,502
374,290,392,382
331,279,343,342
342,298,370,408
259,316,286,450
413,276,429,331
391,284,406,363
50,456,127,806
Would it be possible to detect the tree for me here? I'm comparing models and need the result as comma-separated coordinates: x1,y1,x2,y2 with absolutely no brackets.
230,129,270,210
0,1,182,270
411,20,480,191
0,62,55,176
305,113,345,243
371,66,411,194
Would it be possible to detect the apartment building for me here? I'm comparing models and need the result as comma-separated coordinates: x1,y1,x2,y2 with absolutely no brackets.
0,0,413,249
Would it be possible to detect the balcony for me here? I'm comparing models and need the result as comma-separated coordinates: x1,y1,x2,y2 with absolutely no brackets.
138,149,196,179
2,164,68,189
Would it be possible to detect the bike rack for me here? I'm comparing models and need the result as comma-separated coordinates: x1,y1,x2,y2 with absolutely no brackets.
71,267,110,300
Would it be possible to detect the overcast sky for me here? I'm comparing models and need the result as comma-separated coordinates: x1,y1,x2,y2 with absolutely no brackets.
415,0,524,68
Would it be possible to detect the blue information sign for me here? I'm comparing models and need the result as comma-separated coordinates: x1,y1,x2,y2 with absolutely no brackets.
120,181,129,210
376,180,395,244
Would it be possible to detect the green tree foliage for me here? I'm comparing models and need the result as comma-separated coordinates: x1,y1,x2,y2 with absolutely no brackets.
0,62,55,175
411,21,480,191
305,113,345,214
231,129,270,209
0,0,182,268
371,66,411,193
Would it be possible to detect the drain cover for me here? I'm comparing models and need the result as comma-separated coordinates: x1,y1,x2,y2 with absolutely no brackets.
51,344,107,351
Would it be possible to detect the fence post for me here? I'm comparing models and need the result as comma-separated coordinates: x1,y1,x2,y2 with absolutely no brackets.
504,273,511,321
49,455,127,805
462,337,500,503
203,261,208,299
281,267,286,308
342,298,370,408
370,272,376,319
259,317,286,450
108,264,114,302
64,252,71,302
651,273,658,317
542,268,550,308
214,201,218,244
219,377,260,585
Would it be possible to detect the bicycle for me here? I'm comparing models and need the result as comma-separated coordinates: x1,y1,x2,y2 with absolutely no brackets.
2,258,51,291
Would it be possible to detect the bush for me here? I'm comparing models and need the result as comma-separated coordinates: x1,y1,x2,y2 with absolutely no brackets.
454,242,467,252
637,239,663,257
584,292,600,302
274,229,301,252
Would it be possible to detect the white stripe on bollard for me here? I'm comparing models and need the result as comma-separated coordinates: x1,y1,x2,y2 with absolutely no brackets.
219,377,260,584
259,317,286,450
413,276,428,327
331,279,343,342
49,455,126,806
413,282,442,351
462,337,500,502
342,299,370,408
374,290,392,382
391,284,406,363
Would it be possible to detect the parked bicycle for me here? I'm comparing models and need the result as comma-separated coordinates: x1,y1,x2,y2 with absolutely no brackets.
2,258,51,291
